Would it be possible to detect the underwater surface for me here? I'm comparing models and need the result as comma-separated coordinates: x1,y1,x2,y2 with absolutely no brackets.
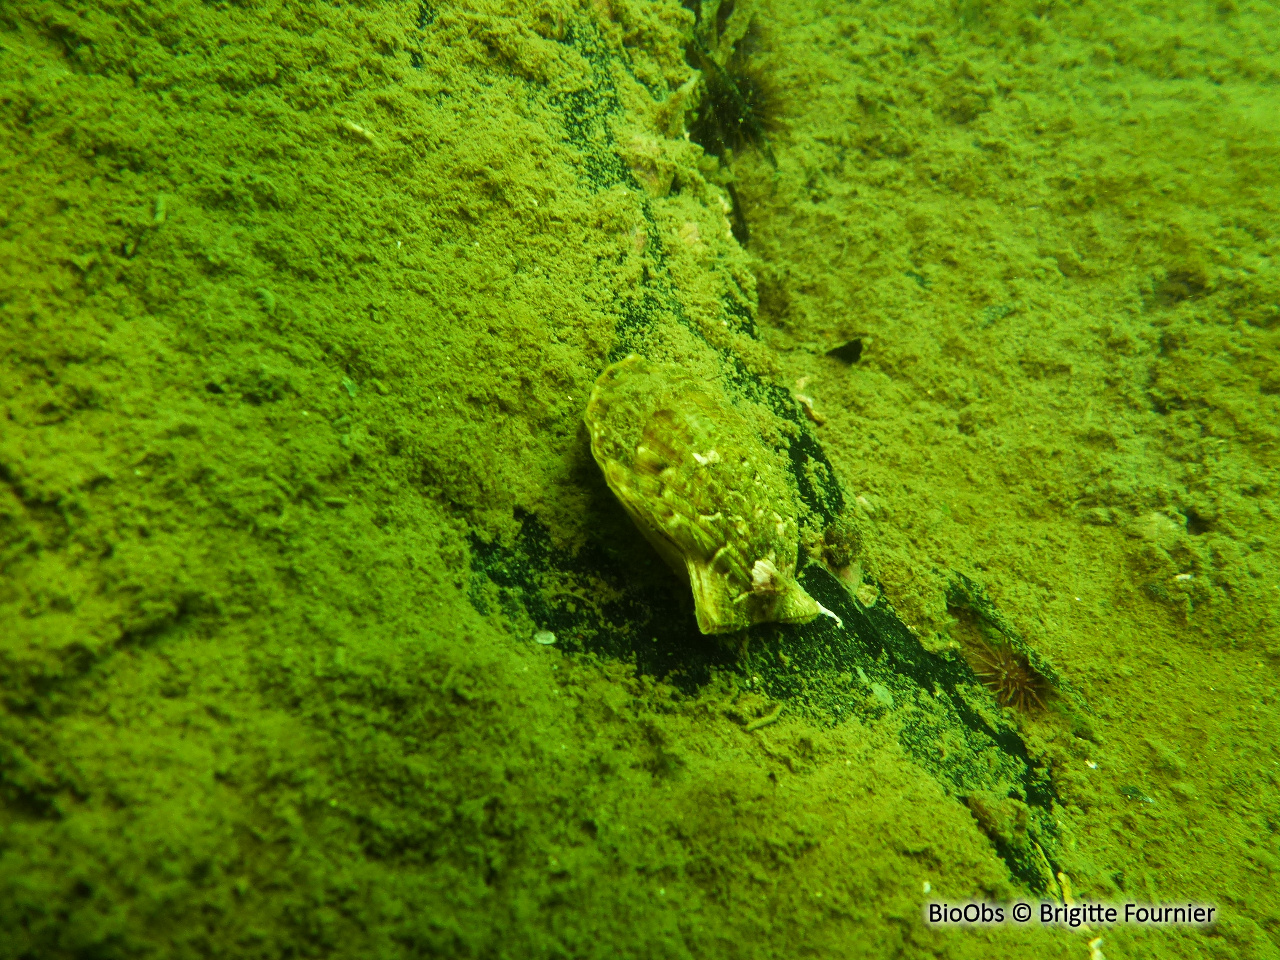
1,0,1278,957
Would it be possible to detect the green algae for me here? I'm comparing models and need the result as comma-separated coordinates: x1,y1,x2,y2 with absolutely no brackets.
0,1,1277,959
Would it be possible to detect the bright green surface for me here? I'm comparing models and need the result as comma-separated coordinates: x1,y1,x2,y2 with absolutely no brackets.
1,1,1277,957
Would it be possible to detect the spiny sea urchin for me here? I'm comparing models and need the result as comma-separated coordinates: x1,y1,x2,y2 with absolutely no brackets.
969,641,1051,713
684,1,780,165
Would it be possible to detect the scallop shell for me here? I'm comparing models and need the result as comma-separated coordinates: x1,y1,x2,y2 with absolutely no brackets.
584,354,821,634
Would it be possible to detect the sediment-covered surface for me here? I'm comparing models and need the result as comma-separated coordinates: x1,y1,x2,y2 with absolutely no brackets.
1,1,1276,957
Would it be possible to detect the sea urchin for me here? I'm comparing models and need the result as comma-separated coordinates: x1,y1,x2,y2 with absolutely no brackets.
969,641,1050,713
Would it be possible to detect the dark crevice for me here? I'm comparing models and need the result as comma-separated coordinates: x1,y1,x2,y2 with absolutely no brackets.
454,8,1071,895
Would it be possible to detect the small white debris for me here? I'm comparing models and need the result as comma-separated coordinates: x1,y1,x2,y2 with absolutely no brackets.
339,119,376,144
1174,573,1193,582
922,881,931,894
796,393,826,425
1086,760,1097,769
1088,936,1105,960
533,630,557,645
855,582,879,608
